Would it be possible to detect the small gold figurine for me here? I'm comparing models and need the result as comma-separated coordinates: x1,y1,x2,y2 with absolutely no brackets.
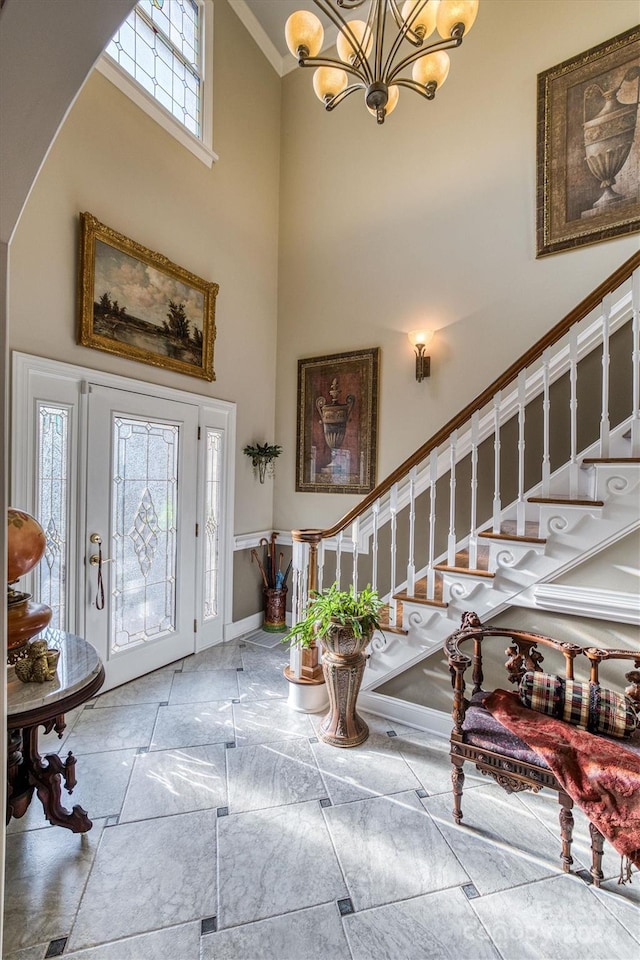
14,639,60,683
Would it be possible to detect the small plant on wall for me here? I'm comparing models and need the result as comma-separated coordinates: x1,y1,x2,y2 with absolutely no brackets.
243,442,282,483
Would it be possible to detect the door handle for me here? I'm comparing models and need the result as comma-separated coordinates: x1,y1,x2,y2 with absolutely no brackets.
89,533,109,610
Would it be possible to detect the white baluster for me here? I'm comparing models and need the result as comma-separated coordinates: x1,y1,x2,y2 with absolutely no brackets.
492,392,502,532
542,348,551,497
371,499,380,593
631,268,640,456
407,466,417,595
389,484,398,627
351,519,359,594
335,531,343,589
289,538,308,680
317,538,325,594
569,325,579,497
600,293,611,458
427,449,437,600
468,413,479,569
289,640,302,681
516,371,526,536
447,431,457,567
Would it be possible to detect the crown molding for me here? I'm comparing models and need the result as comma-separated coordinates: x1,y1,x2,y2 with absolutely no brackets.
228,0,339,78
228,0,287,77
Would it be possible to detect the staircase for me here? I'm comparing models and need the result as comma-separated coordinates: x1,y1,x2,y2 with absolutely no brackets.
288,253,640,726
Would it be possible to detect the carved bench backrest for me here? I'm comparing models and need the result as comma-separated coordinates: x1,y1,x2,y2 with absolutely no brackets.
443,612,639,737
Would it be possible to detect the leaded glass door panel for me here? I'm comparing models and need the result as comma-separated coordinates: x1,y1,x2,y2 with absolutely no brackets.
85,384,198,690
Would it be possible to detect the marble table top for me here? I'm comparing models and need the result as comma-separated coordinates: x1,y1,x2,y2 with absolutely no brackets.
7,629,103,719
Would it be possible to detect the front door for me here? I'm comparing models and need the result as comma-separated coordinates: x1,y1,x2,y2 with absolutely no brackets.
84,384,198,690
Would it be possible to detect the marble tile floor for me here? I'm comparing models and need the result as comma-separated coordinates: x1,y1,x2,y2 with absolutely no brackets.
4,634,639,960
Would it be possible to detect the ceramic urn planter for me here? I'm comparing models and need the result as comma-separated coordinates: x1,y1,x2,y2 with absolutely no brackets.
318,616,373,748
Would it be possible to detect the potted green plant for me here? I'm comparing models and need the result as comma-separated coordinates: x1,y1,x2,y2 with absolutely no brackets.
283,582,384,748
243,442,282,483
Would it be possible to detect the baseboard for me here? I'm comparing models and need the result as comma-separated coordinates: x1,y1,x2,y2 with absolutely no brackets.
224,613,263,640
225,610,292,641
357,691,450,739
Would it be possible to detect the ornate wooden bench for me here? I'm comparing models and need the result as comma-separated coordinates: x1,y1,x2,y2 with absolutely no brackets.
444,611,640,885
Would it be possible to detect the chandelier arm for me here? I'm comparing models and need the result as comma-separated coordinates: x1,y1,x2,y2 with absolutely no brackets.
335,0,368,8
296,54,368,85
324,82,367,111
393,77,437,100
387,34,462,84
382,0,431,78
373,0,387,82
388,0,405,29
312,0,374,85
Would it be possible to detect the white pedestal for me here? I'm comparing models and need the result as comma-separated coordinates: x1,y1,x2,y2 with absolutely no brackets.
286,676,329,714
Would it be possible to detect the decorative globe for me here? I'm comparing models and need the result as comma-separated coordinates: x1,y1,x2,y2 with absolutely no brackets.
7,508,47,585
7,508,52,663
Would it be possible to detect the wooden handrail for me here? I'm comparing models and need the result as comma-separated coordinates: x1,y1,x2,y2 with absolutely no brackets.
301,252,640,543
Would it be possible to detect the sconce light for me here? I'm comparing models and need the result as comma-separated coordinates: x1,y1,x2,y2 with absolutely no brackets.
408,330,434,381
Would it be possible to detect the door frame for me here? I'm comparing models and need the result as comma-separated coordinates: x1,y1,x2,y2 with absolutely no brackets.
11,352,236,652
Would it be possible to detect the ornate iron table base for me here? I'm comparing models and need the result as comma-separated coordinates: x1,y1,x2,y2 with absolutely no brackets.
7,717,92,833
6,629,105,833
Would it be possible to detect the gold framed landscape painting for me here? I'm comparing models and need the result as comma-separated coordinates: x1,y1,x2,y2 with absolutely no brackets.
296,347,380,495
78,212,218,380
536,27,640,257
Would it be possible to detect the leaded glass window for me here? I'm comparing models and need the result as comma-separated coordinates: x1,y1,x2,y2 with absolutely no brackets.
106,0,201,138
111,416,179,651
203,427,222,620
36,405,70,630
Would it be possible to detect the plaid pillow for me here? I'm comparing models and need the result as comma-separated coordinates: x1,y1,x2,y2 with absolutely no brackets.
519,671,638,740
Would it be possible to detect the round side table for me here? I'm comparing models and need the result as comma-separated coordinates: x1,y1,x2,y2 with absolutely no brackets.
7,629,105,833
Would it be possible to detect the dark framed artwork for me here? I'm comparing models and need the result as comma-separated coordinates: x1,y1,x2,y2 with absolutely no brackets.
296,347,380,494
536,27,639,257
78,212,218,380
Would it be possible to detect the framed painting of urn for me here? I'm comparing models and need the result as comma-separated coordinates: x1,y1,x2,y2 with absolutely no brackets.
296,348,379,494
536,27,639,257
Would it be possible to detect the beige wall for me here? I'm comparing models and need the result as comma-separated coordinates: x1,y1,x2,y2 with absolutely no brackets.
6,0,639,625
274,0,639,532
378,607,640,713
8,0,281,537
555,529,640,592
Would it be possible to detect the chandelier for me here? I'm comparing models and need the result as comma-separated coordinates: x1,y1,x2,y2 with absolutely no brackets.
285,0,479,124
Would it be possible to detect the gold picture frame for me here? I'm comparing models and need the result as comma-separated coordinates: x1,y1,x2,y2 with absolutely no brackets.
78,212,218,380
536,27,640,258
296,347,379,494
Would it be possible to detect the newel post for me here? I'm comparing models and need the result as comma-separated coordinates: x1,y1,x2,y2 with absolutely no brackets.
283,530,328,714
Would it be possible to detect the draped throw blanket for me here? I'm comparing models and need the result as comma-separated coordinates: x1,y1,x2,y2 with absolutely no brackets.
484,689,640,870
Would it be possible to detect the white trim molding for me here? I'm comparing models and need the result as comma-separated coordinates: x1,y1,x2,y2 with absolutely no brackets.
224,609,292,641
228,0,339,78
533,584,640,625
234,530,293,551
227,0,285,76
357,691,450,738
95,0,218,167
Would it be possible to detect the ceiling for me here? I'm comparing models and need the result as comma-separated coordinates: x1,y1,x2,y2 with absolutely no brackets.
233,0,338,74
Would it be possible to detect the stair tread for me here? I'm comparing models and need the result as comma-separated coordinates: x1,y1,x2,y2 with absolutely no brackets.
393,573,448,608
434,547,493,578
433,563,495,578
478,520,545,544
478,530,546,544
392,592,448,608
378,622,409,636
528,495,604,506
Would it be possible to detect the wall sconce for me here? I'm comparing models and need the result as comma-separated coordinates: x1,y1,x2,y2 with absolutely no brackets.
408,330,434,382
